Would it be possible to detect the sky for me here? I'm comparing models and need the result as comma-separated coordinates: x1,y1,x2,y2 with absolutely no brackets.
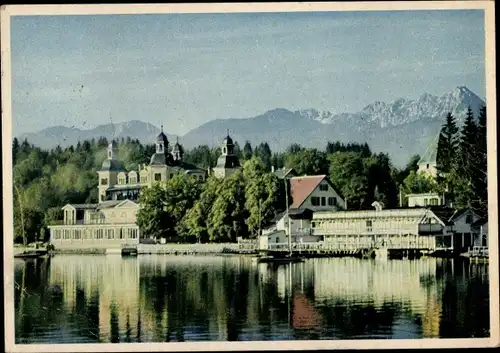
10,10,485,136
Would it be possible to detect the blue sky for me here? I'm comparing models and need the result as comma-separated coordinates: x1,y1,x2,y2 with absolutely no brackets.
10,10,485,136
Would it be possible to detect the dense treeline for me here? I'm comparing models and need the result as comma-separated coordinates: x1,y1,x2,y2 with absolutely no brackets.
436,106,488,215
14,105,487,244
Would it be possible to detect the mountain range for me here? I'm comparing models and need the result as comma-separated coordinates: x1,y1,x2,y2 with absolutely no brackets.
17,86,485,167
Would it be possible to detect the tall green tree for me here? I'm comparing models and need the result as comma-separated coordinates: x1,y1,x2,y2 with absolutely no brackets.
436,112,460,202
454,106,478,208
207,172,247,242
254,143,272,171
242,157,280,237
284,148,329,176
242,141,253,161
182,176,222,243
328,152,369,209
471,105,488,214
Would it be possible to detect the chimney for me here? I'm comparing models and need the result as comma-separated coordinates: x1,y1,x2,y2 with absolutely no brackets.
271,165,275,173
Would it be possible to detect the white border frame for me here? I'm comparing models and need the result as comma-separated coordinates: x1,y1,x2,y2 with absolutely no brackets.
2,2,498,352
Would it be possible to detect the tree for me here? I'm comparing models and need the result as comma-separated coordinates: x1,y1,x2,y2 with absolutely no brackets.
284,148,329,176
242,157,280,237
454,106,478,208
136,182,171,240
402,170,441,195
436,112,460,202
182,176,222,243
207,172,247,242
254,143,273,171
328,152,369,209
242,141,253,161
471,105,488,214
137,174,202,241
12,138,20,165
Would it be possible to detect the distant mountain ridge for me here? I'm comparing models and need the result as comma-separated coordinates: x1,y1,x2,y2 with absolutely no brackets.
17,86,485,167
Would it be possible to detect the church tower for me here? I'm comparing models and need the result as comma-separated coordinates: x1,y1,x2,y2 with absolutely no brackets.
97,140,125,203
171,137,184,162
212,130,241,178
148,125,172,183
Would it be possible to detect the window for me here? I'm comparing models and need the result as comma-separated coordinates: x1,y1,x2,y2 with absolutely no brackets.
311,197,320,206
101,178,108,185
319,184,328,191
140,175,148,183
430,198,438,206
424,198,429,206
465,214,473,224
321,197,326,206
426,164,429,169
101,194,105,201
118,177,126,185
366,220,373,231
108,151,112,159
275,237,279,243
223,147,227,154
154,173,162,181
328,197,337,206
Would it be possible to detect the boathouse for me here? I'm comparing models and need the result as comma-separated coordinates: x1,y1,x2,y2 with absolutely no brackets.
311,204,456,251
48,200,140,250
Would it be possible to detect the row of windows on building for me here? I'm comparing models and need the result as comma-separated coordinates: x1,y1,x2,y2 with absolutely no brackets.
310,196,338,207
422,198,440,206
52,228,139,240
100,172,205,187
312,218,425,232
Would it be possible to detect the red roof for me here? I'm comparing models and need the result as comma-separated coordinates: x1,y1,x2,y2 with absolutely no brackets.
290,175,327,209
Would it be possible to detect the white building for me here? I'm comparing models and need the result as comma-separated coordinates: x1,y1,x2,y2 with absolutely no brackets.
407,193,444,207
289,175,346,212
48,199,140,250
417,133,439,178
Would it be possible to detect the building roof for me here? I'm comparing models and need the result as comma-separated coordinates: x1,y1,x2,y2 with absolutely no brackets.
223,134,234,145
100,159,126,172
107,185,143,192
273,167,297,179
215,154,241,169
63,203,99,210
271,208,314,222
289,175,343,209
418,132,440,165
472,218,488,228
427,206,457,226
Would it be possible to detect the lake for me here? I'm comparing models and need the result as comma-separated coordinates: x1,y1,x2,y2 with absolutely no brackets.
14,255,490,343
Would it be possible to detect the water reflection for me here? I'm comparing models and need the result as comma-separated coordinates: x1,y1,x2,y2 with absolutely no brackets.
14,255,490,343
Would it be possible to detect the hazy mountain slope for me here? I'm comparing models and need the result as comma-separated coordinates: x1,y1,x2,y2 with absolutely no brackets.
16,86,485,167
18,120,178,149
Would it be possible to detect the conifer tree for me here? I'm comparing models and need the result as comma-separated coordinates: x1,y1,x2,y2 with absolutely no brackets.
436,112,460,203
454,106,478,208
471,105,488,214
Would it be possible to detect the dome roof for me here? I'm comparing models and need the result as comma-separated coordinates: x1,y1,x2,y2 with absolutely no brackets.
157,131,168,143
100,159,126,172
156,124,168,143
223,134,233,145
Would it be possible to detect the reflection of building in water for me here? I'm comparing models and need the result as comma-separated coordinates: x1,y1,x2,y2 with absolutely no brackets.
48,255,141,342
259,258,445,336
311,258,436,308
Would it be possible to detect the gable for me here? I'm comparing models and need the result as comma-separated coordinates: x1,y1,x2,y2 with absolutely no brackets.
115,199,140,209
290,175,326,208
61,204,76,211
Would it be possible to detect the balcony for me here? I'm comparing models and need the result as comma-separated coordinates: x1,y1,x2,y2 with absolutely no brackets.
418,224,444,235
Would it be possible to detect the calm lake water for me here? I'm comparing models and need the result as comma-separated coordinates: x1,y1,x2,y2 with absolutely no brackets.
14,255,490,343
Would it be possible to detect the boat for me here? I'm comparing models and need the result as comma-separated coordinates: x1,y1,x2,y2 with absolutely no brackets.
257,256,304,264
14,249,48,259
